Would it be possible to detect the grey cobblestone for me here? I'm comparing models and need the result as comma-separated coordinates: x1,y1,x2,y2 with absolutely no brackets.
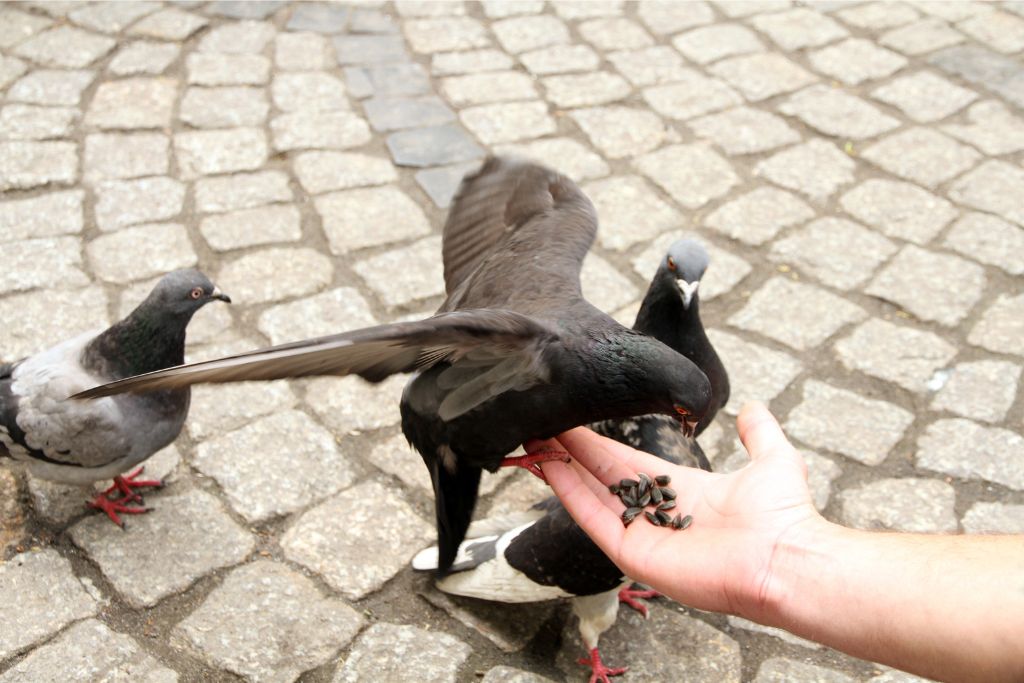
942,100,1024,155
710,52,818,102
87,223,196,283
749,7,849,51
186,53,271,86
293,150,397,193
917,419,1024,490
808,38,907,85
968,293,1024,357
521,44,599,76
0,103,78,140
840,179,957,244
543,71,631,108
13,26,115,69
770,217,896,288
607,45,685,85
642,71,741,120
129,7,208,40
931,360,1021,423
834,318,957,392
569,105,666,158
0,285,109,360
843,477,958,532
861,127,980,188
494,137,609,181
317,185,430,254
672,24,764,65
634,143,738,209
194,170,292,213
943,212,1024,275
706,186,814,245
303,374,406,433
7,68,94,105
780,85,899,140
961,502,1024,534
94,177,185,232
259,287,377,345
880,18,964,55
460,100,555,144
949,160,1024,226
174,127,267,179
217,247,333,304
199,204,301,252
754,139,855,201
871,70,977,122
108,40,180,76
0,189,83,241
689,106,800,156
585,175,680,251
706,329,803,414
432,48,514,75
334,623,471,683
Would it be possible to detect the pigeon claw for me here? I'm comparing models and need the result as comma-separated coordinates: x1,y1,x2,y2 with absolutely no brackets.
499,450,571,482
100,467,164,504
618,586,662,618
87,495,152,528
577,647,627,683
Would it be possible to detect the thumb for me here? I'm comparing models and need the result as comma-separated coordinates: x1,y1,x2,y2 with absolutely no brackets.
737,402,803,472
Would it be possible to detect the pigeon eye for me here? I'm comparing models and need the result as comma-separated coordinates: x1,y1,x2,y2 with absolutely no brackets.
667,257,676,271
189,287,203,300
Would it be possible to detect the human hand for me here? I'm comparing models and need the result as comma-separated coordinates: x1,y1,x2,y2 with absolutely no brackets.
536,402,825,623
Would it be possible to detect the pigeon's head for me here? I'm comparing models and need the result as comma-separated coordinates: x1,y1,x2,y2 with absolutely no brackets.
144,269,231,317
643,342,712,438
661,239,709,309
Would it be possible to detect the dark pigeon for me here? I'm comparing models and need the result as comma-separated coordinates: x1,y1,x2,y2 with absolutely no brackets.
1,269,230,525
75,157,712,571
413,238,728,683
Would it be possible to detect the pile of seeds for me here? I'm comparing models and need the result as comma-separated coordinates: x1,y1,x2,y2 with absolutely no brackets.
609,473,693,530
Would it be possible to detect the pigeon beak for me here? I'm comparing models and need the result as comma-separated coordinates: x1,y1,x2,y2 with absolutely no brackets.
211,287,231,304
674,406,698,438
676,280,699,309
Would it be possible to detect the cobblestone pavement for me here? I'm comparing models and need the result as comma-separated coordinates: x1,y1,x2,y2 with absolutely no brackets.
1,0,1023,681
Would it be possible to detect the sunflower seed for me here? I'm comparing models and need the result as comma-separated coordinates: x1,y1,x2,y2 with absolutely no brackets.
622,507,642,526
609,483,621,495
655,509,671,525
657,500,676,511
655,474,671,486
644,511,658,525
680,514,693,530
620,478,638,489
650,486,663,504
621,493,638,508
637,473,651,496
659,487,676,500
638,491,651,507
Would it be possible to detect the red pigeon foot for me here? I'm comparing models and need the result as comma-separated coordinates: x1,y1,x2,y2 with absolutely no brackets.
87,494,152,528
578,647,627,683
499,450,570,482
618,586,661,618
99,466,163,505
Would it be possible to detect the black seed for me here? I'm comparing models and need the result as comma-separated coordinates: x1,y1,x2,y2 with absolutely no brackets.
655,510,671,525
655,474,671,486
680,514,693,530
609,483,621,495
644,511,658,525
620,478,638,489
657,500,676,511
659,487,676,500
671,514,684,529
638,491,651,507
621,493,638,508
637,473,651,496
622,507,642,526
650,487,663,504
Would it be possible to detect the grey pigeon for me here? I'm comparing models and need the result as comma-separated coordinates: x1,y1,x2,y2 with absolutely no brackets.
75,157,712,570
413,238,726,683
1,269,230,525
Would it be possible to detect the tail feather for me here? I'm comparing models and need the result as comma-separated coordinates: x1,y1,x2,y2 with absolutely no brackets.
431,455,482,575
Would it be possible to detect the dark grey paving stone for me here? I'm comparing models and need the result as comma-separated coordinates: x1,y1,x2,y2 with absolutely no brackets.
334,34,407,65
344,63,431,98
387,124,484,168
287,2,349,33
364,95,455,131
930,45,1024,108
207,1,284,19
415,161,482,208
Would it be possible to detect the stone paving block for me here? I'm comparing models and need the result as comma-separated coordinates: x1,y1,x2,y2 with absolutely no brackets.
634,143,738,209
918,419,1024,490
194,170,292,213
198,20,276,54
943,212,1024,275
556,603,741,683
432,48,515,75
836,2,920,30
493,137,609,182
942,100,1024,155
187,381,296,441
0,285,109,360
633,235,751,301
211,0,286,19
334,623,471,683
85,132,169,183
283,481,433,600
87,222,196,283
492,15,570,53
930,45,1024,108
293,150,397,193
108,40,181,76
259,287,377,345
840,179,956,244
174,127,268,179
364,95,454,131
186,53,271,86
543,72,631,109
580,252,640,312
333,34,408,64
880,18,964,55
779,85,899,139
481,466,552,517
442,70,537,106
482,1,546,19
94,177,185,232
706,329,803,414
522,44,600,75
420,585,556,653
0,140,77,190
344,63,432,98
200,204,301,252
957,10,1024,53
175,561,363,683
303,374,407,434
85,77,177,130
0,618,177,683
607,46,686,86
460,100,555,144
13,25,115,69
0,103,78,140
727,616,821,650
553,0,624,19
481,666,558,683
753,657,856,683
949,160,1024,227
584,175,681,251
6,68,94,106
754,139,855,202
579,17,652,50
871,70,977,122
749,7,848,50
217,247,333,305
969,293,1024,357
710,52,818,101
569,106,666,159
931,360,1021,423
729,277,866,351
642,70,741,120
272,71,350,112
275,31,330,71
416,161,481,208
286,1,348,31
861,127,979,188
866,245,985,327
69,2,160,33
843,478,958,533
834,318,957,392
367,432,431,493
672,24,764,64
128,7,208,40
637,0,713,34
787,380,913,466
769,217,896,288
70,489,255,608
180,86,269,128
808,38,907,86
689,105,800,156
195,411,357,523
271,110,371,151
705,186,814,245
0,549,98,660
395,0,467,17
354,235,445,307
0,8,52,50
350,9,396,34
0,56,28,91
404,16,490,53
386,123,484,167
913,2,994,22
961,502,1024,534
317,185,431,254
0,189,83,242
805,451,842,511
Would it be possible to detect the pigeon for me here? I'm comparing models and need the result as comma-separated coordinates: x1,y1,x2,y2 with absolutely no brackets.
412,238,726,683
1,269,230,526
75,157,712,571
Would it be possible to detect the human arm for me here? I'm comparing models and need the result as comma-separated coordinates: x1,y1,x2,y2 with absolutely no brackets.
537,402,1024,683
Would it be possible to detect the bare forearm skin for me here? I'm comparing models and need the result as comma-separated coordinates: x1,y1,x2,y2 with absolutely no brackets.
760,520,1024,683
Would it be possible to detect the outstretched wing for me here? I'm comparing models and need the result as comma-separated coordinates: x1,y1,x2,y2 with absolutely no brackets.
441,156,597,303
74,309,559,400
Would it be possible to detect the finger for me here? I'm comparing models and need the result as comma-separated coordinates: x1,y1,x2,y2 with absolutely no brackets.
557,427,669,481
736,402,797,463
523,437,563,455
540,458,626,552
